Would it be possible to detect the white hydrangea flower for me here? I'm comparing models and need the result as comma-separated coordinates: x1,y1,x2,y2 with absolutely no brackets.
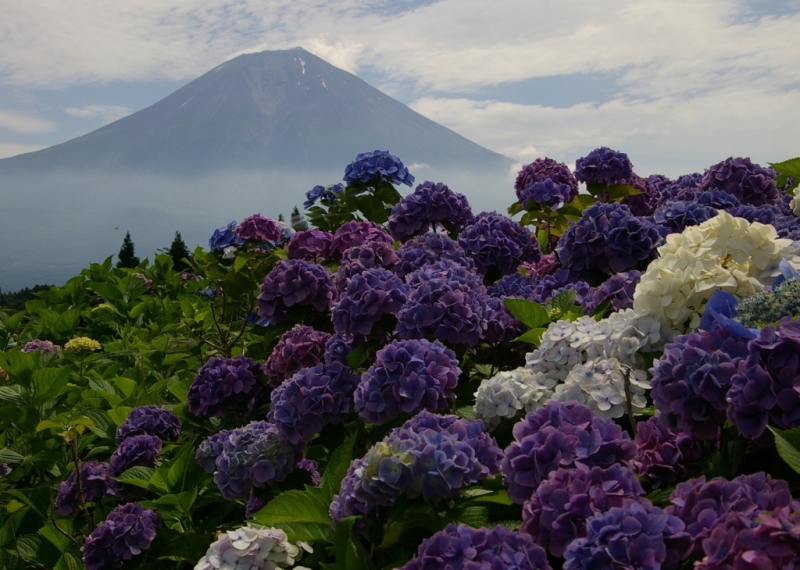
791,194,800,217
474,367,556,429
195,525,310,570
552,358,650,419
525,316,601,380
222,245,238,259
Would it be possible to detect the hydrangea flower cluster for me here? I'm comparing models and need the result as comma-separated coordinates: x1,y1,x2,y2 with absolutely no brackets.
257,259,336,323
633,211,794,333
563,499,691,570
650,327,750,440
264,325,330,388
574,147,634,185
236,213,281,244
287,228,333,261
457,212,541,275
324,334,351,365
631,416,705,489
393,233,475,278
304,183,344,208
196,421,295,501
735,276,800,327
355,339,460,425
195,525,309,570
388,181,474,240
332,268,408,339
557,202,662,279
583,271,641,314
473,367,556,429
56,461,114,516
115,406,181,445
502,401,637,504
652,200,718,234
698,156,779,206
268,361,360,447
329,220,393,259
343,149,415,187
209,221,241,251
400,523,551,570
521,464,646,557
81,503,162,570
65,336,102,352
552,358,650,419
727,317,800,443
514,157,579,210
620,174,661,216
21,339,62,356
330,411,502,522
336,242,398,283
109,434,162,476
187,355,265,418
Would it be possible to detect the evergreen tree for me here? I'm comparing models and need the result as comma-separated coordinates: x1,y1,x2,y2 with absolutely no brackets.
116,231,140,268
167,231,191,271
277,213,285,222
290,205,309,231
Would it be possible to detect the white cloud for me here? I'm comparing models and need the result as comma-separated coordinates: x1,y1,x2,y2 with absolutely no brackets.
0,109,54,133
0,142,48,159
64,104,133,123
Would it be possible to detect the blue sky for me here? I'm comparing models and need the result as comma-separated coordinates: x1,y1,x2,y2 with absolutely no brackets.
1,0,799,179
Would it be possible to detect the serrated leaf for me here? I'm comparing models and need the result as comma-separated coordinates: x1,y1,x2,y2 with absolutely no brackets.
0,448,26,464
769,426,800,475
252,490,333,542
331,517,369,570
111,376,138,399
0,385,27,407
448,505,488,528
54,552,83,570
320,434,356,502
38,523,71,552
462,488,513,506
346,342,372,369
513,328,546,345
456,406,476,420
32,368,71,403
167,379,190,402
107,406,132,426
502,298,549,329
770,157,800,192
569,194,598,210
546,288,577,316
35,420,64,432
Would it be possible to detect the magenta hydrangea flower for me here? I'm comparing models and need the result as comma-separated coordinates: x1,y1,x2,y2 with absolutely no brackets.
115,406,181,446
256,259,336,323
187,355,265,418
457,211,541,276
387,181,475,240
22,339,62,356
355,339,460,425
287,228,333,261
515,157,579,210
575,146,634,186
502,401,637,504
400,524,552,570
332,268,408,339
343,149,415,187
329,220,394,259
81,503,162,570
236,213,281,243
699,156,779,206
56,461,114,516
264,325,331,388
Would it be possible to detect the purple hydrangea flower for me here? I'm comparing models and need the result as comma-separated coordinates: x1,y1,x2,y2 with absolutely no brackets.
324,334,352,365
666,472,793,552
187,355,265,418
483,296,521,344
699,157,779,206
332,268,408,339
650,328,750,441
521,464,646,557
115,406,181,446
523,251,562,279
487,272,538,300
110,435,162,476
458,211,541,275
199,421,296,501
388,181,475,240
22,339,62,356
652,200,718,234
329,220,394,260
564,499,692,570
336,242,399,284
287,229,333,261
264,325,331,388
621,174,662,216
343,150,415,187
647,173,673,194
400,523,552,570
81,503,162,570
502,401,637,504
393,233,475,279
56,461,113,516
727,317,800,443
575,147,634,186
209,221,240,251
268,361,360,448
556,202,662,279
256,259,336,323
245,491,267,518
297,458,322,486
236,214,281,244
630,415,705,489
584,271,641,314
355,339,460,425
694,188,741,209
531,271,592,308
0,463,10,476
515,157,579,210
330,411,502,522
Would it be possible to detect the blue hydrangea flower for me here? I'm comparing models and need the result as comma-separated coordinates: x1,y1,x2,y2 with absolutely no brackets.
575,147,634,186
264,325,331,388
110,435,162,476
56,461,114,516
287,228,333,261
458,211,541,276
652,201,718,234
329,220,394,259
81,503,161,570
268,361,360,447
394,233,475,279
187,355,265,418
387,181,475,240
209,221,241,251
699,156,779,206
257,259,336,323
694,188,740,209
332,268,408,339
115,406,181,446
304,183,345,208
343,150,415,187
355,339,460,425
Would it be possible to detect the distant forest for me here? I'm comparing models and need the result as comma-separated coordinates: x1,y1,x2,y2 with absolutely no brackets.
0,284,52,312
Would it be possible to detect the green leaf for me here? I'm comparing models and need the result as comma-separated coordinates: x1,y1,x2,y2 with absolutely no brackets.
107,406,132,426
455,406,476,420
0,385,27,407
111,376,138,399
461,488,513,506
569,194,598,210
346,342,373,369
32,368,71,403
252,490,333,543
770,157,800,193
39,522,72,552
502,298,549,329
513,328,546,345
54,552,83,570
448,505,489,528
330,517,370,570
320,433,357,502
166,443,207,493
769,426,800,475
167,378,190,402
545,288,577,318
35,420,64,433
0,448,26,464
114,466,156,490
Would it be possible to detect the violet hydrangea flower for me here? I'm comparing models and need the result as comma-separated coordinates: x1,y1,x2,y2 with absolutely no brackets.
515,157,579,210
332,268,408,339
256,259,336,323
620,174,662,217
22,339,62,356
343,149,415,187
393,233,475,279
81,503,161,570
584,270,641,314
502,401,637,504
115,406,181,446
388,181,475,240
652,200,718,234
56,461,114,516
354,339,460,425
698,156,779,206
187,355,265,418
458,211,541,275
287,228,333,261
329,220,394,259
110,434,162,476
264,325,331,388
336,241,399,284
236,213,281,244
305,183,344,208
630,415,705,489
575,147,634,186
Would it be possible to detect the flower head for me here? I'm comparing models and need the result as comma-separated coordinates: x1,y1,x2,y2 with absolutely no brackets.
22,339,62,356
110,434,162,476
195,525,309,570
393,233,475,279
388,181,475,240
474,367,556,429
515,157,579,210
257,259,336,323
332,268,408,339
336,241,399,283
209,221,240,251
343,150,415,187
699,156,779,206
458,211,541,275
574,147,634,185
187,355,265,418
115,406,181,446
631,415,705,489
264,325,331,388
287,228,333,261
56,461,113,516
81,503,161,570
236,214,281,244
329,220,394,259
65,336,102,352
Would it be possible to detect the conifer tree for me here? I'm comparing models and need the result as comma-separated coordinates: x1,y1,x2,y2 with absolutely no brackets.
116,231,140,268
167,231,191,271
290,205,309,231
277,213,285,222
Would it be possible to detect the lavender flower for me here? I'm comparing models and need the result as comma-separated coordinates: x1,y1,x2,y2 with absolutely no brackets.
81,503,162,570
502,401,637,504
21,339,62,356
388,181,475,240
631,415,705,489
699,156,779,206
115,406,181,446
195,430,231,474
110,434,162,476
400,523,552,570
393,233,475,278
574,147,634,186
521,464,646,557
457,211,541,275
264,325,331,388
297,458,322,486
268,361,360,447
236,214,281,244
287,229,333,261
355,339,460,425
329,220,394,259
257,259,336,323
56,461,113,516
187,355,265,418
332,268,408,339
343,149,415,187
336,241,398,283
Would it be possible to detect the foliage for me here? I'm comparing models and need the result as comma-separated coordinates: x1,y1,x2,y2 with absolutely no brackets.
116,231,141,269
